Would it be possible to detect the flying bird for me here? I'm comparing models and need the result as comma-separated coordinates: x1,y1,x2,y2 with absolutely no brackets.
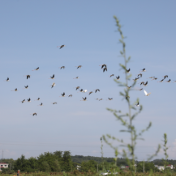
21,99,25,103
68,94,72,97
95,89,100,93
24,85,28,89
159,79,164,83
39,103,43,106
138,73,142,78
166,79,171,83
50,74,55,79
51,83,56,88
143,81,148,86
32,67,39,71
139,88,143,91
140,81,144,86
12,88,18,91
36,97,40,101
103,67,107,72
58,45,65,49
110,74,114,77
89,91,93,95
133,77,139,81
144,90,151,96
82,97,87,101
76,86,80,90
32,113,37,116
126,68,130,73
60,66,65,69
100,64,107,69
53,102,57,104
79,89,84,92
136,102,140,106
73,76,79,79
6,77,9,81
141,68,146,72
83,89,87,93
26,75,30,79
61,92,65,97
164,75,168,79
116,76,120,80
77,65,82,69
108,98,113,100
99,98,103,101
27,98,31,102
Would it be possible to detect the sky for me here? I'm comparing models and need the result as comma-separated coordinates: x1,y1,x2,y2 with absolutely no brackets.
1,0,176,161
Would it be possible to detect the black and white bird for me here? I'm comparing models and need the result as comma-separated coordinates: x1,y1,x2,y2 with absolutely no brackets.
82,97,87,101
60,66,65,69
143,81,148,86
141,68,146,72
33,67,39,71
116,76,120,80
144,90,151,96
138,73,142,78
58,45,65,49
21,99,25,103
89,91,93,95
164,75,168,79
73,76,79,79
76,86,80,90
36,97,40,101
12,88,18,91
51,83,56,88
68,94,72,97
110,74,114,77
77,65,82,69
139,88,143,91
140,81,144,86
95,89,100,93
159,79,164,83
32,113,37,116
100,64,107,69
53,102,57,104
136,102,140,106
24,85,28,89
133,77,139,81
26,75,30,79
108,98,113,100
50,74,55,79
152,77,157,80
166,79,171,83
61,92,65,97
6,77,9,81
39,103,43,106
27,98,31,102
126,68,130,73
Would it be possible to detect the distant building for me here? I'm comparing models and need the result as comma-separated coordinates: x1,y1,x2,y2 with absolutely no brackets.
154,165,174,171
77,165,81,170
0,163,9,171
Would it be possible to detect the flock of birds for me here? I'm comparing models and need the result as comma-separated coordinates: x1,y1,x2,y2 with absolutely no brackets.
4,45,175,116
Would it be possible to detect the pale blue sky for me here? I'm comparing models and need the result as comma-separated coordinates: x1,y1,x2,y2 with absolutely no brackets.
1,0,176,161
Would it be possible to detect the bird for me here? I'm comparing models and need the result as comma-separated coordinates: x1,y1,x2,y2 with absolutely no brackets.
79,89,84,92
6,77,9,81
136,102,140,106
89,91,93,95
53,102,57,104
26,75,30,79
133,77,139,81
51,83,56,88
83,89,87,93
39,103,43,106
76,86,80,90
103,67,107,72
24,85,28,89
152,77,157,80
100,64,107,69
58,45,65,49
126,68,130,73
110,74,114,77
143,81,148,86
140,81,144,86
95,89,100,93
127,86,132,89
77,65,82,69
21,99,25,103
139,88,143,91
68,94,72,97
138,73,142,78
50,74,55,79
116,76,120,80
36,97,40,101
12,88,18,91
60,66,65,69
73,76,79,79
166,79,171,83
27,98,31,102
32,67,39,71
32,113,37,116
61,92,65,97
108,98,113,100
99,98,103,101
82,97,87,101
164,75,168,79
141,68,146,72
149,76,154,79
159,79,164,83
144,90,151,96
